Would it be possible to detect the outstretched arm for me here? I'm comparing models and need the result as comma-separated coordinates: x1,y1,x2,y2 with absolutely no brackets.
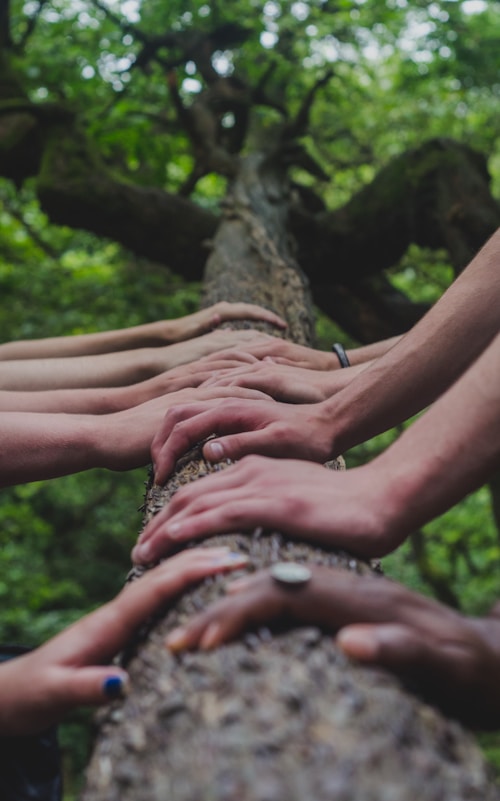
0,384,270,487
0,329,278,391
328,228,500,454
164,566,500,730
0,547,247,736
0,302,286,360
344,334,401,367
0,354,261,414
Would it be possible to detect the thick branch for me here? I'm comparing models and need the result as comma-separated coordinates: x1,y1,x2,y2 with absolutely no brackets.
312,274,429,343
293,137,500,287
36,124,217,277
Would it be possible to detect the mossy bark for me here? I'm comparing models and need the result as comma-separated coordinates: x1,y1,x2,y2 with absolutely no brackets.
81,151,499,801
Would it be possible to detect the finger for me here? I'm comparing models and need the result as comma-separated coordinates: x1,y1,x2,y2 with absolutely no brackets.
204,350,259,365
152,408,222,484
133,499,261,564
60,666,131,707
166,578,284,652
215,304,287,329
337,623,468,680
43,548,249,665
153,399,273,483
202,427,293,463
134,462,256,553
196,386,271,403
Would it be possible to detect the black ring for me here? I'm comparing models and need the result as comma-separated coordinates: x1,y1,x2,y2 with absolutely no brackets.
332,342,350,368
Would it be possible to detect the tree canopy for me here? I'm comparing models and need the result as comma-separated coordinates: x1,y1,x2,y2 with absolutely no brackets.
3,0,500,340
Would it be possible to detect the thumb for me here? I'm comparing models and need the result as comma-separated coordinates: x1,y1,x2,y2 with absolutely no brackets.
62,667,130,708
336,623,428,669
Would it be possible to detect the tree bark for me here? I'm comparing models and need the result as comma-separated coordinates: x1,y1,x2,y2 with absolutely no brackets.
81,151,499,801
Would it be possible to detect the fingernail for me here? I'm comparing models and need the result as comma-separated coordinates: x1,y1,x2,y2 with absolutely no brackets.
206,441,224,461
167,521,182,538
200,622,221,650
132,543,150,564
337,628,378,660
166,627,188,652
103,674,129,699
215,552,249,566
226,576,252,593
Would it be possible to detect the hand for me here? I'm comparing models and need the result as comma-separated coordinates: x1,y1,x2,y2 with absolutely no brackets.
0,547,248,736
182,338,337,370
132,456,394,565
166,302,287,343
130,353,263,406
165,565,500,730
150,396,337,485
98,384,273,473
158,329,286,371
201,362,332,403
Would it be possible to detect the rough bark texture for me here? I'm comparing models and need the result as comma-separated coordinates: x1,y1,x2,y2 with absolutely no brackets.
81,152,499,801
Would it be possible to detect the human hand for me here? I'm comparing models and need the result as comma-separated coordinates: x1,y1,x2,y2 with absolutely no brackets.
178,338,337,370
217,338,338,370
159,329,286,371
167,302,287,342
150,396,337,485
201,362,332,403
133,353,262,405
132,456,393,565
98,384,273,473
0,547,248,736
165,565,500,730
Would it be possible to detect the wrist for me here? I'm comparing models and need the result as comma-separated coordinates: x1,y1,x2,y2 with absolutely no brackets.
85,415,120,470
158,319,183,344
369,447,440,548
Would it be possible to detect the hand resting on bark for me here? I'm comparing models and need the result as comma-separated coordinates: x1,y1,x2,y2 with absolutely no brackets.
0,548,247,737
165,565,500,730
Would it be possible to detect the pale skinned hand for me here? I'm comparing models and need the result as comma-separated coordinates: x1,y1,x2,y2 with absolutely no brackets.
165,565,500,730
165,302,287,342
150,398,337,486
202,338,337,370
157,329,286,371
130,353,262,405
132,456,395,565
98,385,273,473
201,361,356,403
0,547,248,737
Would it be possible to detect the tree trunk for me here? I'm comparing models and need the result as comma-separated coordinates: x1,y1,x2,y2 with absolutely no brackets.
80,152,499,801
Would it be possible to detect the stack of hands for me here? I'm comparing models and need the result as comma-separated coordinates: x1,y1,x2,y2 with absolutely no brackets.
2,229,500,745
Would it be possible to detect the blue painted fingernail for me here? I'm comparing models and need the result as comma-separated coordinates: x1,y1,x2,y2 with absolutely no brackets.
103,675,126,699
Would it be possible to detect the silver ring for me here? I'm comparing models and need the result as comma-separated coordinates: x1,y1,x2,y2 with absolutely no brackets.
271,562,311,588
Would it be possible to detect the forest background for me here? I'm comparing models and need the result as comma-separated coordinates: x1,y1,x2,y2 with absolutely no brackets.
2,0,500,796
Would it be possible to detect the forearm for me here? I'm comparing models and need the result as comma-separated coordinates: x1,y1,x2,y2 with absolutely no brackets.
0,412,103,487
0,331,281,391
327,229,500,453
0,321,171,360
346,335,402,366
0,384,145,414
0,348,159,390
366,329,500,545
